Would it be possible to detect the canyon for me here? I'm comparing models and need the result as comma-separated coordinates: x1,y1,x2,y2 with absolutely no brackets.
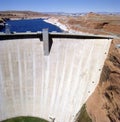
0,11,120,122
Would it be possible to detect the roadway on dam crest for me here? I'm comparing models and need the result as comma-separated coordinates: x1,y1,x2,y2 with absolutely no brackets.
0,37,111,122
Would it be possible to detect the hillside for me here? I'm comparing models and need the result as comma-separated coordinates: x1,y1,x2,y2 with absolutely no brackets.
0,11,49,19
57,12,120,36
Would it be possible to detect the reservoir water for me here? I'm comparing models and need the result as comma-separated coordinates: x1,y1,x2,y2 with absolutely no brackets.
1,18,62,32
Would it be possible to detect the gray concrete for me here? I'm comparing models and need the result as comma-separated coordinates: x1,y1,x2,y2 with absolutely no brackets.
0,38,111,122
43,29,49,55
0,31,114,40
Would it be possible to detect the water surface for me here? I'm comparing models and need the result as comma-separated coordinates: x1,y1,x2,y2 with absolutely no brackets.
1,19,62,32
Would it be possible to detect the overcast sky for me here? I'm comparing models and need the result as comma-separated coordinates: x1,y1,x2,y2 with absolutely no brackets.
0,0,120,13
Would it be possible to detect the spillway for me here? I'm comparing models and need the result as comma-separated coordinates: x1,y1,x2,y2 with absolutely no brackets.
0,37,111,122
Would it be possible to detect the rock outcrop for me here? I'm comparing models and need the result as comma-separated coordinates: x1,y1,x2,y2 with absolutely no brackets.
0,18,5,30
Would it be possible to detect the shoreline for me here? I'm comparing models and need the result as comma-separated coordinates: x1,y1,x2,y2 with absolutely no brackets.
10,17,48,20
44,18,69,32
44,17,92,35
3,17,93,35
44,18,114,37
1,17,113,37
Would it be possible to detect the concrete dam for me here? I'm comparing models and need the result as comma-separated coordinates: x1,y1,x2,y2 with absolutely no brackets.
0,31,112,122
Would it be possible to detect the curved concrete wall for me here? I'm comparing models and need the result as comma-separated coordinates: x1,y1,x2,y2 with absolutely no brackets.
0,38,111,122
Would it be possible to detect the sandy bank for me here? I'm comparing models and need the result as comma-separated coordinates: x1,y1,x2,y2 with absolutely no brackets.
44,18,68,32
44,18,93,35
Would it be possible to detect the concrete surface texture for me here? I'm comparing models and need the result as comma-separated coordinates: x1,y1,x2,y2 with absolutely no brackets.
0,38,111,122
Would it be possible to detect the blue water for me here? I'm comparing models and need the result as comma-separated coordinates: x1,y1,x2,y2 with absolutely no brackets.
1,19,62,32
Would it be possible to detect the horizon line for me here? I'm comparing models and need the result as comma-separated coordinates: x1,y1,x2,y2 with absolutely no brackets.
0,10,120,14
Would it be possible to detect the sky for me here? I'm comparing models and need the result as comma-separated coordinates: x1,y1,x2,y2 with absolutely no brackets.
0,0,120,13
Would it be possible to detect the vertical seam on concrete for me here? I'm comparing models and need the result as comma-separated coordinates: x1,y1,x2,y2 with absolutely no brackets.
0,64,3,119
79,40,94,105
32,41,36,115
17,43,23,113
54,41,68,118
8,51,15,115
49,41,60,118
40,50,44,117
60,46,76,122
23,50,27,115
44,56,50,117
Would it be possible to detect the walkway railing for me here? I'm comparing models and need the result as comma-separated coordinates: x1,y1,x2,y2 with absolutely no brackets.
0,29,113,55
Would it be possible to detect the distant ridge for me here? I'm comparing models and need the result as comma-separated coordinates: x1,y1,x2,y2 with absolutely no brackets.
0,10,49,19
1,11,120,18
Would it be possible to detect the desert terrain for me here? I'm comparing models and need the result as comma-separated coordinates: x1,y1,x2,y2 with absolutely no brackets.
0,11,120,37
0,11,120,122
0,11,49,19
0,11,49,30
55,12,120,37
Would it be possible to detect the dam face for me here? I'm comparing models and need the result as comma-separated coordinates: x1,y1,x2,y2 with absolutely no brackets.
0,37,111,122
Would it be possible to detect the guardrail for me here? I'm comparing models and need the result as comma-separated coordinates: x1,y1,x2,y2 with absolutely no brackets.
0,29,114,55
0,29,114,40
